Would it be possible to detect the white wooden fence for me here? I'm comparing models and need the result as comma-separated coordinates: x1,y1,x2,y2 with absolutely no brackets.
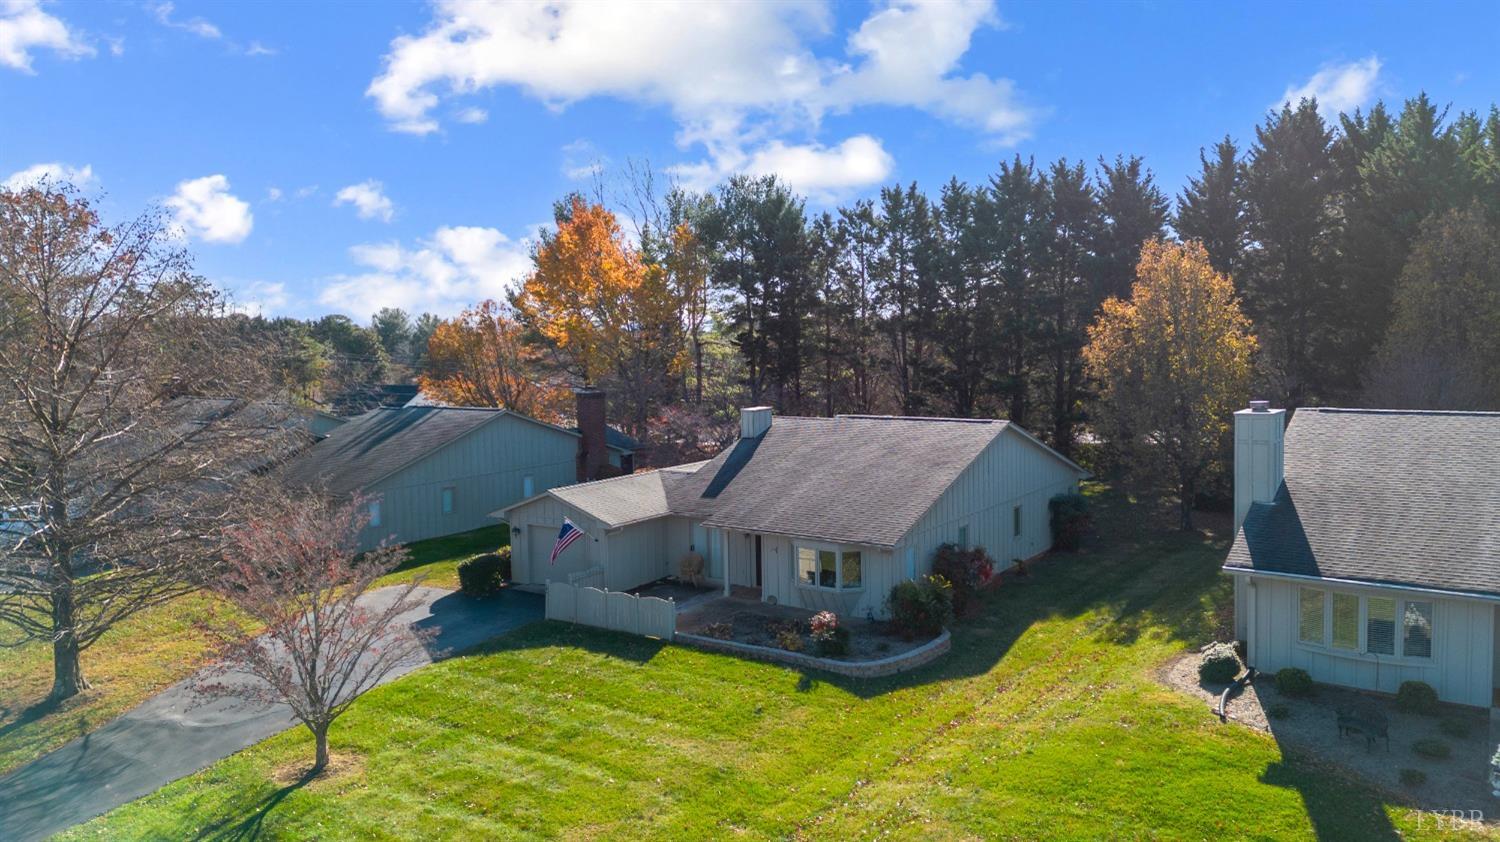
566,565,605,588
546,581,675,640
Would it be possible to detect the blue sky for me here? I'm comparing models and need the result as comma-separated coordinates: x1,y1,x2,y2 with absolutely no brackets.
2,0,1496,321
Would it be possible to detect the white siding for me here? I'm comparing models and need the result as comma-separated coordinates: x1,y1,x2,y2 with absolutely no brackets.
1244,574,1495,708
895,426,1081,582
507,496,607,586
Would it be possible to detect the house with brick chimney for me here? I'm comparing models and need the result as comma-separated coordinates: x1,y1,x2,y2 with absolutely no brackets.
282,388,636,550
1225,403,1500,707
500,407,1087,620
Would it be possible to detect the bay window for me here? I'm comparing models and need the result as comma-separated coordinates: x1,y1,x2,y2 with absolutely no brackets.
797,544,864,590
1297,586,1432,660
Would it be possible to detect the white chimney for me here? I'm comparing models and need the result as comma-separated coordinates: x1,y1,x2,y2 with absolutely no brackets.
1233,401,1285,533
740,406,772,439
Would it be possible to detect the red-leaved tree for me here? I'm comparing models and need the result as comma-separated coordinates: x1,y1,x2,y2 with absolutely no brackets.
193,491,433,773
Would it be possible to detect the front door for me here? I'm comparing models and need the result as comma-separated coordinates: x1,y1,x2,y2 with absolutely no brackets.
755,535,763,587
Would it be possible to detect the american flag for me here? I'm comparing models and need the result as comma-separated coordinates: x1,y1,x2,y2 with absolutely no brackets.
549,517,586,564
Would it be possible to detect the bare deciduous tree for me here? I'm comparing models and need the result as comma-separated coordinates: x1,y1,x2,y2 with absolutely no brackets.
0,184,288,701
193,491,432,773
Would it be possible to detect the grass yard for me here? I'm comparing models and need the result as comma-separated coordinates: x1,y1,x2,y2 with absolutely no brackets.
61,487,1494,841
0,524,509,779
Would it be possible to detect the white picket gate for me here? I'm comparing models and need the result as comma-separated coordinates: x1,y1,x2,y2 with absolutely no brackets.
545,581,675,640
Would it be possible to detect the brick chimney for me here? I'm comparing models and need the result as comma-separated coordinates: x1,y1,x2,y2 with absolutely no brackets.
1233,400,1285,533
576,386,608,482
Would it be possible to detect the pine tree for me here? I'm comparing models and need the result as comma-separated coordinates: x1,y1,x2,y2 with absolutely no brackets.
933,179,987,417
1094,155,1169,302
1240,99,1341,406
1175,137,1246,277
876,183,939,415
986,157,1049,426
1037,159,1102,456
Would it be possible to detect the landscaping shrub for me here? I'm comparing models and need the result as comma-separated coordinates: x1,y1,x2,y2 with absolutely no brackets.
886,575,954,640
1048,493,1092,551
1267,703,1291,720
457,549,510,597
1399,768,1427,788
1197,642,1240,684
1274,668,1313,697
702,622,733,640
931,544,995,614
1438,716,1471,739
1395,681,1439,715
809,611,851,657
1412,738,1451,760
774,627,805,652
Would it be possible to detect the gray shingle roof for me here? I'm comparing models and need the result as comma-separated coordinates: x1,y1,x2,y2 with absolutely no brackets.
550,471,674,527
1224,407,1500,598
281,407,514,495
666,416,1038,547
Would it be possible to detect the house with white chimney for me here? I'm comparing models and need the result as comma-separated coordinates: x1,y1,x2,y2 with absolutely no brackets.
501,407,1088,619
1225,402,1500,708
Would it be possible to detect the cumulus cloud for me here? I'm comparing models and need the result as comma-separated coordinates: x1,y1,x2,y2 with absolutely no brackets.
166,174,253,244
672,135,894,202
3,161,94,190
334,180,395,222
1278,56,1382,119
454,106,488,124
560,139,609,181
367,0,1030,195
227,280,289,316
318,225,533,319
0,0,94,73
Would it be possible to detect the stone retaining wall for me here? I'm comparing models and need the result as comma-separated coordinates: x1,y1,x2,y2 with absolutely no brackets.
676,628,951,678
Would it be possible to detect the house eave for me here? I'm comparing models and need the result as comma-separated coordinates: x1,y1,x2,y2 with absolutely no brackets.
1223,565,1500,604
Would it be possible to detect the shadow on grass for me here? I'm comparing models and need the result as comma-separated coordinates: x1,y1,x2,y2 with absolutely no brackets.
0,698,60,744
1260,757,1402,841
186,771,314,841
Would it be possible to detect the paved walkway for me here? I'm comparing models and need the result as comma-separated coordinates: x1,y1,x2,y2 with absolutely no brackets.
0,587,542,842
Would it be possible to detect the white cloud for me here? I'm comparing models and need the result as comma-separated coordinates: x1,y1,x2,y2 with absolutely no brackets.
265,186,283,202
560,139,608,180
148,1,220,39
671,135,895,201
1278,56,1382,119
454,106,488,124
3,161,94,190
367,0,1030,194
227,280,289,316
318,225,533,319
0,0,94,73
165,174,253,244
245,40,275,57
333,180,395,222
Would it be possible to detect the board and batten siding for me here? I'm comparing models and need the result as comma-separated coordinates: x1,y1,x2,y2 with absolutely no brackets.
895,427,1082,581
361,413,578,551
1241,574,1495,707
507,495,607,585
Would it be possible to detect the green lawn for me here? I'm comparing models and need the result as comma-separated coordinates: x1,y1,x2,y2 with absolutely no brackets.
60,488,1491,841
0,525,509,779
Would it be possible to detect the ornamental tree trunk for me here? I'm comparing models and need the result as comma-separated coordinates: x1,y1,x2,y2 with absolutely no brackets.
312,723,330,773
49,589,88,700
1179,477,1197,532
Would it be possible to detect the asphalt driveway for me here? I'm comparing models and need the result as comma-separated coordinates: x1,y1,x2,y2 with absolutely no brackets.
0,586,542,842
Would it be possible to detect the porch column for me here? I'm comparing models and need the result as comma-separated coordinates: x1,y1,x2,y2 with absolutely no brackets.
720,528,731,597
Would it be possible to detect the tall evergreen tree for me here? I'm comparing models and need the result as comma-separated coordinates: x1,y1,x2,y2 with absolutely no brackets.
876,183,940,415
834,200,883,414
1175,137,1246,277
1240,99,1341,406
1094,155,1169,302
1037,159,1101,456
933,179,987,417
986,157,1049,426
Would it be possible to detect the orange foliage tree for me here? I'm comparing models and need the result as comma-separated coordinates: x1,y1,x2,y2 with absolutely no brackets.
514,197,686,433
418,300,570,422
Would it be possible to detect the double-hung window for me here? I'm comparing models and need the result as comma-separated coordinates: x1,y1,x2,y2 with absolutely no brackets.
796,544,863,590
368,499,382,528
441,487,455,515
1297,587,1432,659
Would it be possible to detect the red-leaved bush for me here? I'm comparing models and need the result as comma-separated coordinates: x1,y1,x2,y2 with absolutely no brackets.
931,544,995,615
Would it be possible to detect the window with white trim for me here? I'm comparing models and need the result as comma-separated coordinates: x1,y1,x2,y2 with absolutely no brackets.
1297,587,1432,659
368,499,382,528
441,487,455,515
522,475,534,497
796,544,863,590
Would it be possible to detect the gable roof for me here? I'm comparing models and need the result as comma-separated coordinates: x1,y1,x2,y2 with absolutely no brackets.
282,406,556,495
1224,407,1500,599
668,415,1083,547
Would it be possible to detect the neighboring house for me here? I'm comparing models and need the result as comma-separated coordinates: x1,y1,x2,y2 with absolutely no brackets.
327,383,422,417
502,407,1087,619
1226,403,1499,708
283,390,634,550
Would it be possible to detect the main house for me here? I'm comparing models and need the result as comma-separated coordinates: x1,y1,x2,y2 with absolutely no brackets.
1226,403,1499,708
502,407,1088,619
283,389,636,550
